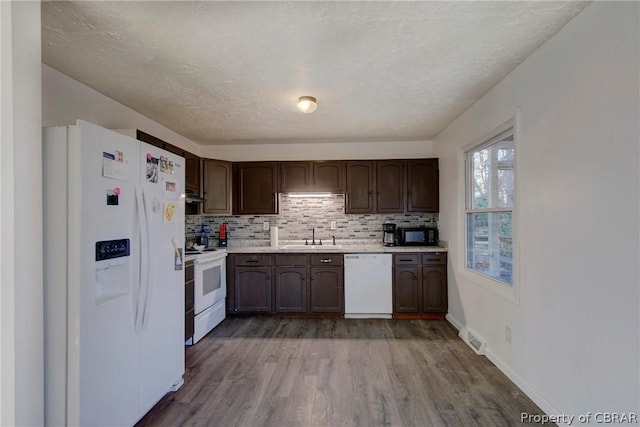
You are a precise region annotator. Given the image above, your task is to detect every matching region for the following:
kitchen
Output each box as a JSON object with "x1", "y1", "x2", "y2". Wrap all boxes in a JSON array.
[{"x1": 2, "y1": 1, "x2": 639, "y2": 426}]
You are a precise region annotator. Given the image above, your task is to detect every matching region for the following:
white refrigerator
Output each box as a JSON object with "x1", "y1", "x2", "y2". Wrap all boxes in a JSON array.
[{"x1": 43, "y1": 121, "x2": 186, "y2": 426}]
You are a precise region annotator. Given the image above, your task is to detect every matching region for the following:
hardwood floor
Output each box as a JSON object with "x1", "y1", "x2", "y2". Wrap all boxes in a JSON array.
[{"x1": 137, "y1": 318, "x2": 546, "y2": 427}]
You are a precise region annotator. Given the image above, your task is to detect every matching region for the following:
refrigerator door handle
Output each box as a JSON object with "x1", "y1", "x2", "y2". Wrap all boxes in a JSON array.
[
  {"x1": 140, "y1": 189, "x2": 152, "y2": 329},
  {"x1": 135, "y1": 187, "x2": 150, "y2": 332}
]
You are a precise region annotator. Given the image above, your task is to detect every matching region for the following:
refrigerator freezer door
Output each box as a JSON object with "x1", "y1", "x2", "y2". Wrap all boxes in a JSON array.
[
  {"x1": 74, "y1": 122, "x2": 141, "y2": 426},
  {"x1": 138, "y1": 142, "x2": 186, "y2": 415}
]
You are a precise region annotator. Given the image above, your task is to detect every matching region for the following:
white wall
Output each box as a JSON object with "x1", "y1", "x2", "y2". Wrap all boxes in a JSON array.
[
  {"x1": 43, "y1": 64, "x2": 203, "y2": 156},
  {"x1": 435, "y1": 1, "x2": 639, "y2": 419},
  {"x1": 0, "y1": 1, "x2": 43, "y2": 425},
  {"x1": 201, "y1": 140, "x2": 433, "y2": 161}
]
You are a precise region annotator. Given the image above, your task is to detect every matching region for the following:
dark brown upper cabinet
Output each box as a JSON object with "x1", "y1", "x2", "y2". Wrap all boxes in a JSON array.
[
  {"x1": 406, "y1": 159, "x2": 439, "y2": 213},
  {"x1": 183, "y1": 151, "x2": 201, "y2": 193},
  {"x1": 346, "y1": 160, "x2": 405, "y2": 214},
  {"x1": 376, "y1": 160, "x2": 405, "y2": 213},
  {"x1": 233, "y1": 162, "x2": 278, "y2": 214},
  {"x1": 203, "y1": 159, "x2": 232, "y2": 215},
  {"x1": 279, "y1": 161, "x2": 345, "y2": 193},
  {"x1": 279, "y1": 162, "x2": 313, "y2": 192},
  {"x1": 313, "y1": 161, "x2": 345, "y2": 193},
  {"x1": 345, "y1": 161, "x2": 376, "y2": 213}
]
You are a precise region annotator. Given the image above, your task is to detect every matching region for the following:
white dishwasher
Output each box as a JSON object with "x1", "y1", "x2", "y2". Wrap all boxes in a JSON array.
[{"x1": 344, "y1": 253, "x2": 393, "y2": 318}]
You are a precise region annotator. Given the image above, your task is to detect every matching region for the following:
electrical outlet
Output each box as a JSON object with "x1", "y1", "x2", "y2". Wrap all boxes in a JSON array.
[
  {"x1": 263, "y1": 222, "x2": 269, "y2": 231},
  {"x1": 505, "y1": 326, "x2": 512, "y2": 343},
  {"x1": 330, "y1": 221, "x2": 336, "y2": 230}
]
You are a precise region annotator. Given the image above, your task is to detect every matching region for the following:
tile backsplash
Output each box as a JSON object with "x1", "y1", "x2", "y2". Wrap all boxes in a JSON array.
[{"x1": 186, "y1": 194, "x2": 437, "y2": 246}]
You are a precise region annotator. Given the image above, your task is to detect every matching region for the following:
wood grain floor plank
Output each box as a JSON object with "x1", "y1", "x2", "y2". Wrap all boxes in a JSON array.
[{"x1": 137, "y1": 318, "x2": 547, "y2": 427}]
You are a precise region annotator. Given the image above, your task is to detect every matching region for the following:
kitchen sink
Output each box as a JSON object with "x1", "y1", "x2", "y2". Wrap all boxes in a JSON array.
[{"x1": 280, "y1": 244, "x2": 342, "y2": 250}]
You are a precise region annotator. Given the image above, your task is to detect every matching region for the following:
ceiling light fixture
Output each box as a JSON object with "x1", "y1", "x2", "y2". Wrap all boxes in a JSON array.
[{"x1": 297, "y1": 96, "x2": 317, "y2": 114}]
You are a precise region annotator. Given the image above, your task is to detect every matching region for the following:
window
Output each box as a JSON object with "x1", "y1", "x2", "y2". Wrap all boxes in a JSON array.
[{"x1": 465, "y1": 127, "x2": 515, "y2": 285}]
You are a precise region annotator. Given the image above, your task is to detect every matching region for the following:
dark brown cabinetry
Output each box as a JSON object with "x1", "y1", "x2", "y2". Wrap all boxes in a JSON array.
[
  {"x1": 309, "y1": 254, "x2": 344, "y2": 313},
  {"x1": 227, "y1": 253, "x2": 344, "y2": 315},
  {"x1": 346, "y1": 160, "x2": 405, "y2": 214},
  {"x1": 279, "y1": 161, "x2": 345, "y2": 193},
  {"x1": 345, "y1": 161, "x2": 375, "y2": 213},
  {"x1": 230, "y1": 254, "x2": 273, "y2": 312},
  {"x1": 274, "y1": 254, "x2": 309, "y2": 313},
  {"x1": 184, "y1": 151, "x2": 201, "y2": 193},
  {"x1": 203, "y1": 159, "x2": 232, "y2": 214},
  {"x1": 279, "y1": 162, "x2": 312, "y2": 192},
  {"x1": 392, "y1": 252, "x2": 447, "y2": 315},
  {"x1": 376, "y1": 160, "x2": 405, "y2": 213},
  {"x1": 233, "y1": 162, "x2": 278, "y2": 214},
  {"x1": 185, "y1": 260, "x2": 195, "y2": 341},
  {"x1": 313, "y1": 161, "x2": 345, "y2": 193},
  {"x1": 406, "y1": 159, "x2": 439, "y2": 213}
]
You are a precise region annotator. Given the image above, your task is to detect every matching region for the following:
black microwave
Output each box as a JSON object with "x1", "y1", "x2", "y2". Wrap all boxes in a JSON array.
[{"x1": 397, "y1": 227, "x2": 438, "y2": 246}]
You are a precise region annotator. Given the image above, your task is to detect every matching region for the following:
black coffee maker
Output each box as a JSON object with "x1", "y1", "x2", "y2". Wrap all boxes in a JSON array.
[{"x1": 382, "y1": 223, "x2": 396, "y2": 246}]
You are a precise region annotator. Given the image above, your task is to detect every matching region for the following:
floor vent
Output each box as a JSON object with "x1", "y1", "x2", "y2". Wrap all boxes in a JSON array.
[{"x1": 459, "y1": 327, "x2": 486, "y2": 355}]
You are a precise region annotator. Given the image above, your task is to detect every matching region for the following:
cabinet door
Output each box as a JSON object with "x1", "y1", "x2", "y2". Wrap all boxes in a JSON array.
[
  {"x1": 274, "y1": 267, "x2": 308, "y2": 313},
  {"x1": 309, "y1": 267, "x2": 344, "y2": 313},
  {"x1": 184, "y1": 151, "x2": 201, "y2": 192},
  {"x1": 233, "y1": 162, "x2": 278, "y2": 214},
  {"x1": 421, "y1": 266, "x2": 447, "y2": 312},
  {"x1": 406, "y1": 159, "x2": 439, "y2": 213},
  {"x1": 313, "y1": 161, "x2": 345, "y2": 193},
  {"x1": 345, "y1": 161, "x2": 375, "y2": 213},
  {"x1": 393, "y1": 266, "x2": 420, "y2": 313},
  {"x1": 234, "y1": 267, "x2": 272, "y2": 312},
  {"x1": 280, "y1": 162, "x2": 312, "y2": 192},
  {"x1": 203, "y1": 159, "x2": 232, "y2": 214},
  {"x1": 376, "y1": 160, "x2": 405, "y2": 213}
]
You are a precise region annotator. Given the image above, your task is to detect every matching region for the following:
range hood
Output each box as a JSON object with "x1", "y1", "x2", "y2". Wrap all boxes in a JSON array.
[{"x1": 185, "y1": 189, "x2": 205, "y2": 204}]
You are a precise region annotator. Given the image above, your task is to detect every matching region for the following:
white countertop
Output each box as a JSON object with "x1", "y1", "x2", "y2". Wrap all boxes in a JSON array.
[{"x1": 225, "y1": 244, "x2": 447, "y2": 254}]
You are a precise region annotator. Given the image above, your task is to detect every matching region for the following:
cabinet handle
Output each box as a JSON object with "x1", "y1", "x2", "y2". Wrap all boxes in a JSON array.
[
  {"x1": 246, "y1": 260, "x2": 259, "y2": 263},
  {"x1": 320, "y1": 259, "x2": 332, "y2": 263},
  {"x1": 399, "y1": 258, "x2": 413, "y2": 262}
]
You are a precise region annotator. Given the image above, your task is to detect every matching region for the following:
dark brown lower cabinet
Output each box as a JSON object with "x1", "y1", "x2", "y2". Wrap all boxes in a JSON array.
[
  {"x1": 393, "y1": 266, "x2": 420, "y2": 313},
  {"x1": 234, "y1": 267, "x2": 272, "y2": 312},
  {"x1": 393, "y1": 252, "x2": 447, "y2": 314},
  {"x1": 185, "y1": 260, "x2": 194, "y2": 341},
  {"x1": 422, "y1": 265, "x2": 447, "y2": 312},
  {"x1": 310, "y1": 267, "x2": 344, "y2": 313},
  {"x1": 274, "y1": 267, "x2": 307, "y2": 313},
  {"x1": 228, "y1": 253, "x2": 344, "y2": 315}
]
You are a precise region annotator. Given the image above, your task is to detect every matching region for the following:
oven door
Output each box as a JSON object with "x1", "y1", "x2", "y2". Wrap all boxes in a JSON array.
[{"x1": 194, "y1": 254, "x2": 227, "y2": 314}]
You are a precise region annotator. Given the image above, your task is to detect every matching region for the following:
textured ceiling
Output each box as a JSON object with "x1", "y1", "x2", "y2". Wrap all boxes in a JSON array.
[{"x1": 42, "y1": 1, "x2": 588, "y2": 145}]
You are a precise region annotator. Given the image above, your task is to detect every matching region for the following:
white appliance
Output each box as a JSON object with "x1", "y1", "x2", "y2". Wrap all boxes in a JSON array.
[
  {"x1": 188, "y1": 250, "x2": 227, "y2": 345},
  {"x1": 43, "y1": 121, "x2": 186, "y2": 426},
  {"x1": 344, "y1": 253, "x2": 393, "y2": 318}
]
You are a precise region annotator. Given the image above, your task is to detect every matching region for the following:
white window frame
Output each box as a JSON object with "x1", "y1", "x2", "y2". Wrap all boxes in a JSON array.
[{"x1": 458, "y1": 118, "x2": 520, "y2": 304}]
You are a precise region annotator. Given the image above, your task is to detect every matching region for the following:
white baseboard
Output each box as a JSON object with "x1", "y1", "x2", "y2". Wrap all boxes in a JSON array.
[
  {"x1": 447, "y1": 314, "x2": 567, "y2": 425},
  {"x1": 445, "y1": 313, "x2": 464, "y2": 331}
]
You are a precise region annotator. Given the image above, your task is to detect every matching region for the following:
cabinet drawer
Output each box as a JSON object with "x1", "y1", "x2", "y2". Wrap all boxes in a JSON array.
[
  {"x1": 310, "y1": 254, "x2": 343, "y2": 266},
  {"x1": 234, "y1": 254, "x2": 272, "y2": 266},
  {"x1": 393, "y1": 254, "x2": 419, "y2": 265},
  {"x1": 185, "y1": 260, "x2": 194, "y2": 282},
  {"x1": 422, "y1": 253, "x2": 446, "y2": 265},
  {"x1": 275, "y1": 254, "x2": 308, "y2": 266},
  {"x1": 185, "y1": 280, "x2": 194, "y2": 311}
]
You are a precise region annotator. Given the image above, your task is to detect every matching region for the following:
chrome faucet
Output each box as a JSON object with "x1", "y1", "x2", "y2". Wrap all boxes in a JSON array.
[{"x1": 311, "y1": 227, "x2": 316, "y2": 245}]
